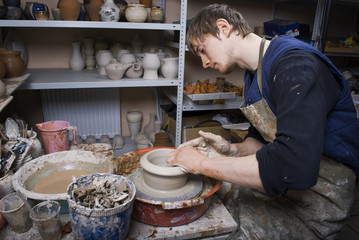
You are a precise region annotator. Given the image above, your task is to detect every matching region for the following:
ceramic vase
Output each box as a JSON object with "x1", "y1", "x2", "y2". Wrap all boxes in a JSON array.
[
  {"x1": 126, "y1": 109, "x2": 142, "y2": 123},
  {"x1": 128, "y1": 122, "x2": 141, "y2": 140},
  {"x1": 161, "y1": 57, "x2": 178, "y2": 79},
  {"x1": 96, "y1": 50, "x2": 112, "y2": 75},
  {"x1": 142, "y1": 52, "x2": 160, "y2": 79},
  {"x1": 143, "y1": 112, "x2": 156, "y2": 138},
  {"x1": 69, "y1": 41, "x2": 85, "y2": 71},
  {"x1": 88, "y1": 0, "x2": 103, "y2": 21},
  {"x1": 85, "y1": 56, "x2": 96, "y2": 70},
  {"x1": 125, "y1": 4, "x2": 147, "y2": 23},
  {"x1": 27, "y1": 130, "x2": 42, "y2": 158},
  {"x1": 3, "y1": 29, "x2": 28, "y2": 67},
  {"x1": 58, "y1": 0, "x2": 81, "y2": 20},
  {"x1": 150, "y1": 7, "x2": 163, "y2": 23},
  {"x1": 0, "y1": 79, "x2": 6, "y2": 103},
  {"x1": 99, "y1": 0, "x2": 120, "y2": 22},
  {"x1": 153, "y1": 132, "x2": 172, "y2": 147},
  {"x1": 0, "y1": 50, "x2": 25, "y2": 78}
]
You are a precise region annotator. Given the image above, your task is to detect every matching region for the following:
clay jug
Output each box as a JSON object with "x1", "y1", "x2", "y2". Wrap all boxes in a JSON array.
[
  {"x1": 69, "y1": 41, "x2": 85, "y2": 71},
  {"x1": 58, "y1": 0, "x2": 81, "y2": 20},
  {"x1": 143, "y1": 112, "x2": 156, "y2": 138},
  {"x1": 153, "y1": 132, "x2": 172, "y2": 147},
  {"x1": 0, "y1": 50, "x2": 25, "y2": 78},
  {"x1": 88, "y1": 0, "x2": 103, "y2": 21},
  {"x1": 161, "y1": 57, "x2": 178, "y2": 79}
]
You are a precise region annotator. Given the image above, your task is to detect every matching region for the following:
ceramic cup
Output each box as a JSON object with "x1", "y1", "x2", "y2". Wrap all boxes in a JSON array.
[{"x1": 51, "y1": 8, "x2": 62, "y2": 20}]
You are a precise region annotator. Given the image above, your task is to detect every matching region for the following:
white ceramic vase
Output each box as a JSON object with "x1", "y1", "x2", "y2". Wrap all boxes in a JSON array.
[
  {"x1": 99, "y1": 0, "x2": 121, "y2": 22},
  {"x1": 128, "y1": 122, "x2": 142, "y2": 140},
  {"x1": 161, "y1": 57, "x2": 178, "y2": 79},
  {"x1": 96, "y1": 50, "x2": 113, "y2": 75},
  {"x1": 142, "y1": 52, "x2": 160, "y2": 79},
  {"x1": 69, "y1": 41, "x2": 85, "y2": 71}
]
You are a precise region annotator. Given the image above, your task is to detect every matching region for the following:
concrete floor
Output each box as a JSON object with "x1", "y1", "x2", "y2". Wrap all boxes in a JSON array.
[{"x1": 335, "y1": 177, "x2": 359, "y2": 240}]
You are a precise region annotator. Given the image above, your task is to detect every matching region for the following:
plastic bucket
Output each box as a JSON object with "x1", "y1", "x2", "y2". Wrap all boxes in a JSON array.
[
  {"x1": 36, "y1": 121, "x2": 77, "y2": 154},
  {"x1": 67, "y1": 173, "x2": 136, "y2": 240}
]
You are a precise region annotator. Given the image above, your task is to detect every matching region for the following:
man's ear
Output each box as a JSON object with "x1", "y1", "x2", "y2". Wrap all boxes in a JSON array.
[{"x1": 216, "y1": 18, "x2": 232, "y2": 38}]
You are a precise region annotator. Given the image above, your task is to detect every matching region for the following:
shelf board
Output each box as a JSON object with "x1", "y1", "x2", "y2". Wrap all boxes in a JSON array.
[
  {"x1": 0, "y1": 20, "x2": 182, "y2": 30},
  {"x1": 20, "y1": 69, "x2": 179, "y2": 90},
  {"x1": 163, "y1": 88, "x2": 244, "y2": 111},
  {"x1": 324, "y1": 47, "x2": 359, "y2": 57}
]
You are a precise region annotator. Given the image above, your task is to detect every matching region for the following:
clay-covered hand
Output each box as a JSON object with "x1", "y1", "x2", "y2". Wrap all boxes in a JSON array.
[
  {"x1": 196, "y1": 130, "x2": 239, "y2": 157},
  {"x1": 167, "y1": 145, "x2": 208, "y2": 174}
]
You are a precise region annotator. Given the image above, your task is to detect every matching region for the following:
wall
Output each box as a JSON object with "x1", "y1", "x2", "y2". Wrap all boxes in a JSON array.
[{"x1": 6, "y1": 0, "x2": 321, "y2": 137}]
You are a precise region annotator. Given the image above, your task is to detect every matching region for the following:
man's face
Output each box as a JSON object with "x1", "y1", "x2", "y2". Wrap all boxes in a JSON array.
[{"x1": 192, "y1": 34, "x2": 235, "y2": 75}]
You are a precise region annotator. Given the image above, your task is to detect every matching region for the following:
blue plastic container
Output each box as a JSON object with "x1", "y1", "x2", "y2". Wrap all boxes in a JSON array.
[{"x1": 66, "y1": 173, "x2": 136, "y2": 240}]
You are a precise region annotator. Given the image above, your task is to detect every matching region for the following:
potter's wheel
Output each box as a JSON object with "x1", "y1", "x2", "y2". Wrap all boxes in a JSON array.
[{"x1": 130, "y1": 168, "x2": 203, "y2": 202}]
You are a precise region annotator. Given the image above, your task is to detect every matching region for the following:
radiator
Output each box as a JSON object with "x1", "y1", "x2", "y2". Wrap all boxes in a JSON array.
[{"x1": 41, "y1": 88, "x2": 121, "y2": 140}]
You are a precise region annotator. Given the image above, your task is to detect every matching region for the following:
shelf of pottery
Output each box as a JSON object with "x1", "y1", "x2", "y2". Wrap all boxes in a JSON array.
[{"x1": 0, "y1": 0, "x2": 188, "y2": 146}]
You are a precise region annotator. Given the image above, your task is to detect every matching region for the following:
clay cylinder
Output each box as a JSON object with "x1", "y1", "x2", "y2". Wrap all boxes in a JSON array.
[{"x1": 0, "y1": 50, "x2": 25, "y2": 78}]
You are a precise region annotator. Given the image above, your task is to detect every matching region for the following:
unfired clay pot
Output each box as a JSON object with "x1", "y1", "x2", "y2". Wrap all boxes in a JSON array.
[
  {"x1": 142, "y1": 52, "x2": 160, "y2": 79},
  {"x1": 105, "y1": 59, "x2": 132, "y2": 80},
  {"x1": 140, "y1": 148, "x2": 187, "y2": 191}
]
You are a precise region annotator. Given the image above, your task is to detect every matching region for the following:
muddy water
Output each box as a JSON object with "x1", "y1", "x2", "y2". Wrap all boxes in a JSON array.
[{"x1": 33, "y1": 170, "x2": 90, "y2": 194}]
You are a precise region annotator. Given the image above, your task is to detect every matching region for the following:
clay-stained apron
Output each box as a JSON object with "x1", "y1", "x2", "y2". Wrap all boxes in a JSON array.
[{"x1": 240, "y1": 37, "x2": 277, "y2": 143}]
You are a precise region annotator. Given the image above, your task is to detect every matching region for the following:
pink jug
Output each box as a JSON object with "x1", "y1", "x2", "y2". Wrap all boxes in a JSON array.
[{"x1": 36, "y1": 121, "x2": 77, "y2": 154}]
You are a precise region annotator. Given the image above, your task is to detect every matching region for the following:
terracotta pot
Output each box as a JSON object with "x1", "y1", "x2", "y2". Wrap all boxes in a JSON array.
[
  {"x1": 0, "y1": 50, "x2": 25, "y2": 78},
  {"x1": 58, "y1": 0, "x2": 81, "y2": 20},
  {"x1": 88, "y1": 0, "x2": 104, "y2": 21},
  {"x1": 153, "y1": 132, "x2": 172, "y2": 147}
]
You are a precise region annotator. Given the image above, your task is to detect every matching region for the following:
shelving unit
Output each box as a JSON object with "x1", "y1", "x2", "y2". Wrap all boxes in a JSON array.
[{"x1": 0, "y1": 0, "x2": 188, "y2": 147}]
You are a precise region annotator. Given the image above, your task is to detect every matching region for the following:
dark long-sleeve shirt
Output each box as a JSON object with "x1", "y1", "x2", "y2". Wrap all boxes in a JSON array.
[{"x1": 249, "y1": 49, "x2": 342, "y2": 196}]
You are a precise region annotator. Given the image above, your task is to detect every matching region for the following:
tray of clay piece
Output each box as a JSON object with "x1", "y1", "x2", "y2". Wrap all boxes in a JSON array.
[{"x1": 186, "y1": 91, "x2": 236, "y2": 101}]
